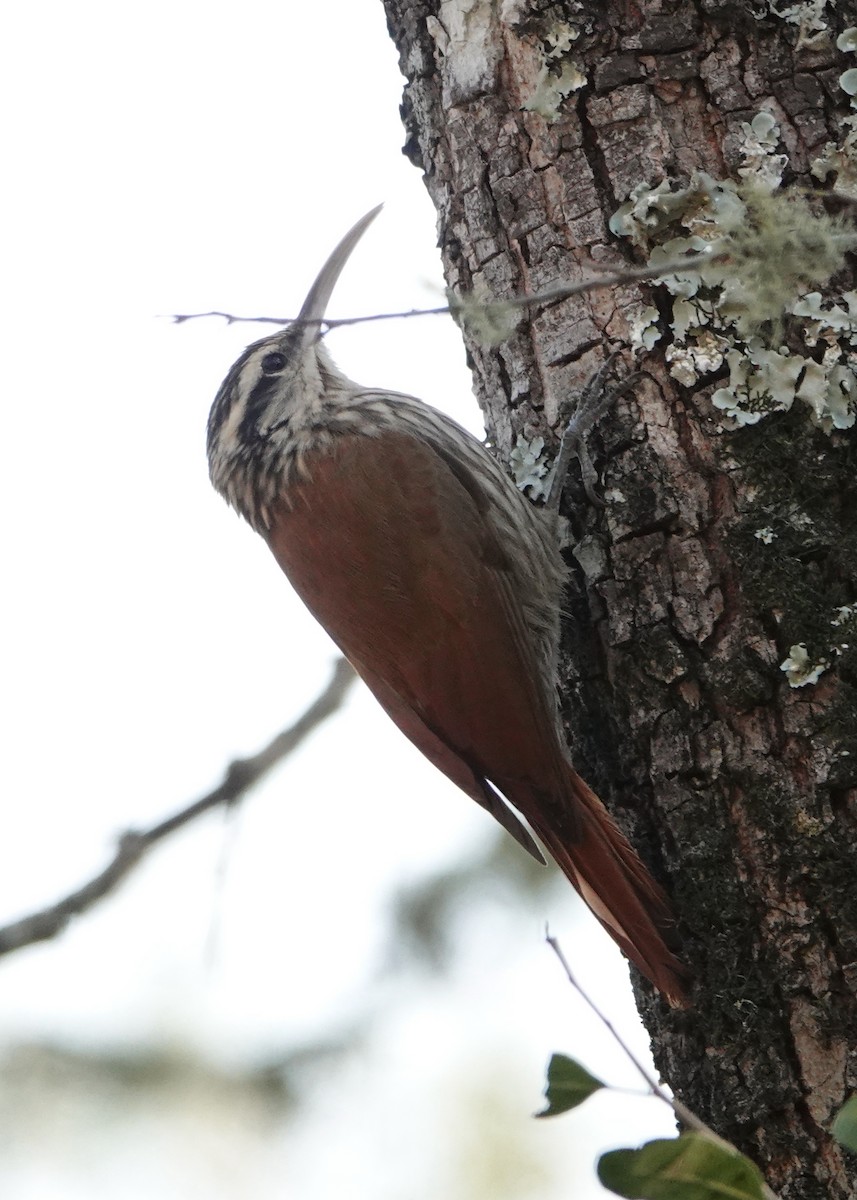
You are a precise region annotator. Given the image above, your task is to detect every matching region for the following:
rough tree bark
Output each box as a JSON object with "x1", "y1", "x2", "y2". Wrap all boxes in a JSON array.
[{"x1": 380, "y1": 2, "x2": 857, "y2": 1196}]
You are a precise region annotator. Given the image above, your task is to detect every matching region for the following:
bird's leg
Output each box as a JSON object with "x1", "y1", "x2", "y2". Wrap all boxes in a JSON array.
[{"x1": 546, "y1": 352, "x2": 643, "y2": 510}]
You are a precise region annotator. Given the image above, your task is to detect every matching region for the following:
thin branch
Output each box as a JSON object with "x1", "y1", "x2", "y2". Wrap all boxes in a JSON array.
[
  {"x1": 545, "y1": 931, "x2": 780, "y2": 1200},
  {"x1": 169, "y1": 249, "x2": 718, "y2": 331},
  {"x1": 170, "y1": 305, "x2": 452, "y2": 329},
  {"x1": 0, "y1": 659, "x2": 357, "y2": 958}
]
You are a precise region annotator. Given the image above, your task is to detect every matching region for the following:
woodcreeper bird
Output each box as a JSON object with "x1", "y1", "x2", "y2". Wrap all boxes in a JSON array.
[{"x1": 207, "y1": 207, "x2": 686, "y2": 1005}]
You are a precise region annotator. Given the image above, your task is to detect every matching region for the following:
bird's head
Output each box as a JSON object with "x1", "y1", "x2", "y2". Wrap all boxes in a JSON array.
[{"x1": 206, "y1": 205, "x2": 382, "y2": 526}]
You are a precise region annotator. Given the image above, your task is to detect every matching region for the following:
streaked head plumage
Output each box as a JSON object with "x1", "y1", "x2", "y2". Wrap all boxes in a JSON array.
[{"x1": 206, "y1": 206, "x2": 383, "y2": 528}]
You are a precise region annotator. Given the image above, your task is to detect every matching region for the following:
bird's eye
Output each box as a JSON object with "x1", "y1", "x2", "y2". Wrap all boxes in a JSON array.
[{"x1": 260, "y1": 351, "x2": 287, "y2": 373}]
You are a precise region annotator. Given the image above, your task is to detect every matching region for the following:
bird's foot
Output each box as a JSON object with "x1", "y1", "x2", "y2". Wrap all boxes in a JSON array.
[{"x1": 546, "y1": 352, "x2": 642, "y2": 510}]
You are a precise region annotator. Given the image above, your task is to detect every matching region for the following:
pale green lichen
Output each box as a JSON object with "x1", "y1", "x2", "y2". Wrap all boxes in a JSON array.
[
  {"x1": 524, "y1": 60, "x2": 586, "y2": 120},
  {"x1": 450, "y1": 288, "x2": 521, "y2": 347},
  {"x1": 811, "y1": 28, "x2": 857, "y2": 197},
  {"x1": 627, "y1": 303, "x2": 662, "y2": 351},
  {"x1": 738, "y1": 112, "x2": 787, "y2": 188},
  {"x1": 780, "y1": 643, "x2": 830, "y2": 688},
  {"x1": 709, "y1": 338, "x2": 857, "y2": 431},
  {"x1": 609, "y1": 179, "x2": 716, "y2": 248},
  {"x1": 666, "y1": 332, "x2": 726, "y2": 386},
  {"x1": 603, "y1": 487, "x2": 626, "y2": 504},
  {"x1": 510, "y1": 435, "x2": 551, "y2": 497},
  {"x1": 713, "y1": 185, "x2": 848, "y2": 332},
  {"x1": 791, "y1": 291, "x2": 857, "y2": 343},
  {"x1": 755, "y1": 527, "x2": 776, "y2": 543},
  {"x1": 760, "y1": 1, "x2": 832, "y2": 50},
  {"x1": 811, "y1": 134, "x2": 857, "y2": 199},
  {"x1": 711, "y1": 342, "x2": 803, "y2": 425},
  {"x1": 522, "y1": 22, "x2": 585, "y2": 122},
  {"x1": 665, "y1": 345, "x2": 700, "y2": 388},
  {"x1": 779, "y1": 602, "x2": 856, "y2": 685},
  {"x1": 610, "y1": 169, "x2": 857, "y2": 428},
  {"x1": 804, "y1": 362, "x2": 857, "y2": 430}
]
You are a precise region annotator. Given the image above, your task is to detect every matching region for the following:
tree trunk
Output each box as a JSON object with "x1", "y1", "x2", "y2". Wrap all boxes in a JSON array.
[{"x1": 380, "y1": 1, "x2": 857, "y2": 1196}]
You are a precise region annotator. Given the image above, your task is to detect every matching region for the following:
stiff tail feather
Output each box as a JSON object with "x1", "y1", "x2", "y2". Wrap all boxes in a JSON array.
[{"x1": 527, "y1": 767, "x2": 688, "y2": 1007}]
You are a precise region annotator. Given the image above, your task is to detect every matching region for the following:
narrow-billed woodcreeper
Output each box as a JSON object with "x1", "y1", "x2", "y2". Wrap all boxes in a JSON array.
[{"x1": 207, "y1": 207, "x2": 686, "y2": 1004}]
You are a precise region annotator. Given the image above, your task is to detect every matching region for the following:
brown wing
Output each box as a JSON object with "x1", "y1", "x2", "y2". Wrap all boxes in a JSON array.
[
  {"x1": 266, "y1": 429, "x2": 687, "y2": 1004},
  {"x1": 266, "y1": 430, "x2": 569, "y2": 804}
]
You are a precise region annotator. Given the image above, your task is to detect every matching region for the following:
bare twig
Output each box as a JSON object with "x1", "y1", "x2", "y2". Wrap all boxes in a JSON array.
[
  {"x1": 0, "y1": 659, "x2": 357, "y2": 958},
  {"x1": 171, "y1": 305, "x2": 452, "y2": 329},
  {"x1": 169, "y1": 250, "x2": 717, "y2": 331},
  {"x1": 545, "y1": 931, "x2": 780, "y2": 1200}
]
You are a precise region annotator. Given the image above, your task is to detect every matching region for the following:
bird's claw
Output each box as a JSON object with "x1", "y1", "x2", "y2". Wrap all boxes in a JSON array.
[{"x1": 547, "y1": 353, "x2": 643, "y2": 510}]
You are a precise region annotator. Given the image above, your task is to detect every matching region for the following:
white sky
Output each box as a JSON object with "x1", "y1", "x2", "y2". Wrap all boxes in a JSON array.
[{"x1": 1, "y1": 2, "x2": 676, "y2": 1196}]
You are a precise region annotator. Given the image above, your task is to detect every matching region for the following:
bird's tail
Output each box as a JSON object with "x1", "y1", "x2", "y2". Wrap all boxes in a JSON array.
[{"x1": 525, "y1": 766, "x2": 688, "y2": 1007}]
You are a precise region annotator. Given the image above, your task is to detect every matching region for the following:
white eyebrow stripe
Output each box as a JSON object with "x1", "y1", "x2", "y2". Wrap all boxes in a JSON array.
[{"x1": 216, "y1": 346, "x2": 280, "y2": 451}]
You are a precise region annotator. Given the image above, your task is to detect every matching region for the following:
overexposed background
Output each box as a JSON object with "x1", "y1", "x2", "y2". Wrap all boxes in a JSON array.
[{"x1": 1, "y1": 3, "x2": 675, "y2": 1196}]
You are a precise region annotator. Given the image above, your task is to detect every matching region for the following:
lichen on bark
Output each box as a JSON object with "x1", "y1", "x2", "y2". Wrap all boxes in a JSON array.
[{"x1": 381, "y1": 1, "x2": 857, "y2": 1194}]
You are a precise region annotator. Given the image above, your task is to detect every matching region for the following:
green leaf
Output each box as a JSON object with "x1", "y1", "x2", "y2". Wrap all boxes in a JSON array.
[
  {"x1": 535, "y1": 1053, "x2": 605, "y2": 1118},
  {"x1": 832, "y1": 1095, "x2": 857, "y2": 1152},
  {"x1": 598, "y1": 1133, "x2": 767, "y2": 1199}
]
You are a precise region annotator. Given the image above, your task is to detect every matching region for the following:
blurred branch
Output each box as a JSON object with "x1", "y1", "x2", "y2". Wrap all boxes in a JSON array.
[
  {"x1": 0, "y1": 659, "x2": 357, "y2": 958},
  {"x1": 385, "y1": 828, "x2": 559, "y2": 972}
]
